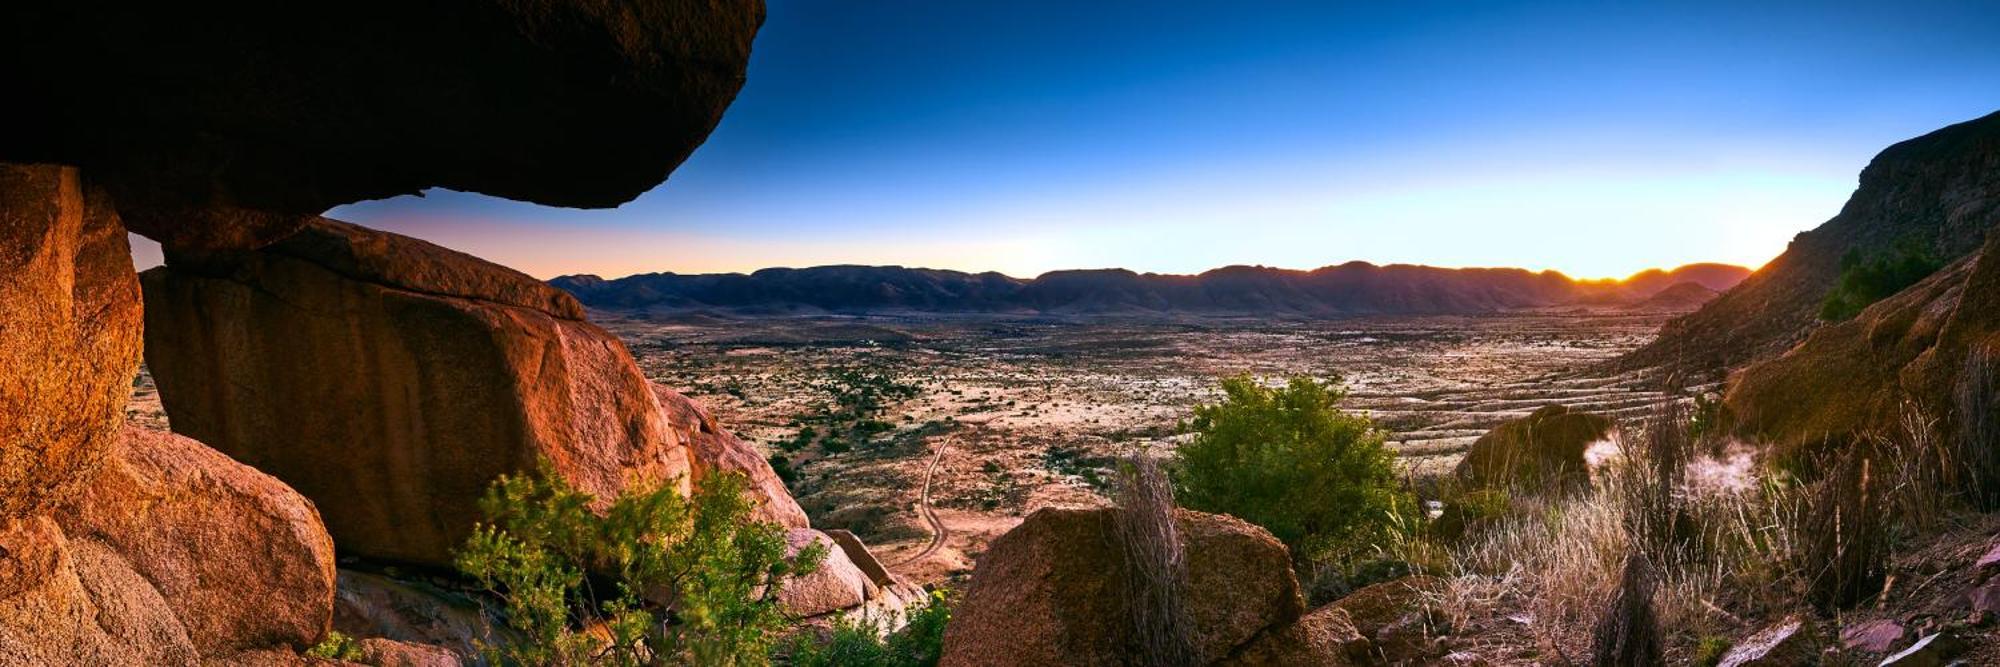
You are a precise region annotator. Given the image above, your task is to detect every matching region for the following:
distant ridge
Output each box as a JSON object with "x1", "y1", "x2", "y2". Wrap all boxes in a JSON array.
[
  {"x1": 551, "y1": 262, "x2": 1748, "y2": 316},
  {"x1": 1614, "y1": 108, "x2": 2000, "y2": 374}
]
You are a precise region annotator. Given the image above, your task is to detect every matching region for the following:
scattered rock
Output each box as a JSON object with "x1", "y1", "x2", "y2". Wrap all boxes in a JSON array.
[
  {"x1": 1966, "y1": 580, "x2": 2000, "y2": 614},
  {"x1": 1330, "y1": 576, "x2": 1445, "y2": 640},
  {"x1": 333, "y1": 570, "x2": 500, "y2": 660},
  {"x1": 1878, "y1": 631, "x2": 1967, "y2": 666},
  {"x1": 0, "y1": 1, "x2": 764, "y2": 251},
  {"x1": 1977, "y1": 542, "x2": 2000, "y2": 578},
  {"x1": 354, "y1": 637, "x2": 460, "y2": 667},
  {"x1": 1718, "y1": 615, "x2": 1817, "y2": 667},
  {"x1": 60, "y1": 427, "x2": 337, "y2": 656},
  {"x1": 1841, "y1": 619, "x2": 1909, "y2": 654},
  {"x1": 939, "y1": 508, "x2": 1303, "y2": 666},
  {"x1": 0, "y1": 164, "x2": 143, "y2": 521},
  {"x1": 1220, "y1": 605, "x2": 1367, "y2": 666},
  {"x1": 655, "y1": 384, "x2": 810, "y2": 529},
  {"x1": 778, "y1": 530, "x2": 873, "y2": 618},
  {"x1": 1454, "y1": 405, "x2": 1613, "y2": 492},
  {"x1": 142, "y1": 218, "x2": 693, "y2": 567}
]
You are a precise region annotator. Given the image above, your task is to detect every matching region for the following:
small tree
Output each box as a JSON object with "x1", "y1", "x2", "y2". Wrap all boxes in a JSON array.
[
  {"x1": 456, "y1": 466, "x2": 825, "y2": 666},
  {"x1": 1171, "y1": 375, "x2": 1410, "y2": 568}
]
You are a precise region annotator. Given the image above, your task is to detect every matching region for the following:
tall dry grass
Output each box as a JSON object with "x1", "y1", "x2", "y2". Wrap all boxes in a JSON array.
[
  {"x1": 1590, "y1": 554, "x2": 1664, "y2": 667},
  {"x1": 1956, "y1": 344, "x2": 2000, "y2": 510},
  {"x1": 1113, "y1": 455, "x2": 1197, "y2": 667}
]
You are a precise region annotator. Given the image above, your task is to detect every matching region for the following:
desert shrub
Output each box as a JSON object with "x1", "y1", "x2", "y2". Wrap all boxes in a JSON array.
[
  {"x1": 1691, "y1": 636, "x2": 1731, "y2": 667},
  {"x1": 305, "y1": 631, "x2": 364, "y2": 661},
  {"x1": 1793, "y1": 447, "x2": 1889, "y2": 611},
  {"x1": 1818, "y1": 240, "x2": 1942, "y2": 321},
  {"x1": 456, "y1": 465, "x2": 825, "y2": 666},
  {"x1": 1956, "y1": 344, "x2": 2000, "y2": 509},
  {"x1": 1113, "y1": 456, "x2": 1197, "y2": 667},
  {"x1": 1171, "y1": 375, "x2": 1412, "y2": 569},
  {"x1": 783, "y1": 590, "x2": 951, "y2": 667},
  {"x1": 1590, "y1": 554, "x2": 1664, "y2": 667}
]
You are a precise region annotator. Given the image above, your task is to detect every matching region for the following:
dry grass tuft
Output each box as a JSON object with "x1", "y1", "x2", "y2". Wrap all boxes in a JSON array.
[
  {"x1": 1794, "y1": 446, "x2": 1889, "y2": 611},
  {"x1": 1590, "y1": 554, "x2": 1664, "y2": 667},
  {"x1": 1113, "y1": 454, "x2": 1197, "y2": 667},
  {"x1": 1955, "y1": 343, "x2": 2000, "y2": 509}
]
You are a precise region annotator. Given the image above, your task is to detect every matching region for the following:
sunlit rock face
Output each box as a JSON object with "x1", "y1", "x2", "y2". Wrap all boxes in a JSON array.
[
  {"x1": 1725, "y1": 229, "x2": 2000, "y2": 460},
  {"x1": 141, "y1": 218, "x2": 694, "y2": 567},
  {"x1": 1619, "y1": 109, "x2": 2000, "y2": 375},
  {"x1": 0, "y1": 164, "x2": 142, "y2": 522},
  {"x1": 0, "y1": 0, "x2": 765, "y2": 251}
]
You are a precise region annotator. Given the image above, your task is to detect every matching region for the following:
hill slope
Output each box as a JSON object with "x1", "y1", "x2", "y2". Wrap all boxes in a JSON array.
[
  {"x1": 552, "y1": 262, "x2": 1747, "y2": 316},
  {"x1": 1616, "y1": 109, "x2": 2000, "y2": 374}
]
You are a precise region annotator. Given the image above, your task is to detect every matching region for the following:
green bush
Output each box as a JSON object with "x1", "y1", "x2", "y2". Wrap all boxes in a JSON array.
[
  {"x1": 456, "y1": 465, "x2": 825, "y2": 666},
  {"x1": 784, "y1": 590, "x2": 952, "y2": 667},
  {"x1": 305, "y1": 630, "x2": 364, "y2": 661},
  {"x1": 1818, "y1": 240, "x2": 1942, "y2": 321},
  {"x1": 1171, "y1": 375, "x2": 1413, "y2": 567}
]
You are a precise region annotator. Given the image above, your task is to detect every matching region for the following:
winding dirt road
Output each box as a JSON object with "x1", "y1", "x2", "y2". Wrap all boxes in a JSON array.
[{"x1": 892, "y1": 436, "x2": 952, "y2": 568}]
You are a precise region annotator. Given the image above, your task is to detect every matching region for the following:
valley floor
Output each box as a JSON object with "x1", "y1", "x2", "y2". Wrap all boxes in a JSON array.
[{"x1": 584, "y1": 309, "x2": 1678, "y2": 586}]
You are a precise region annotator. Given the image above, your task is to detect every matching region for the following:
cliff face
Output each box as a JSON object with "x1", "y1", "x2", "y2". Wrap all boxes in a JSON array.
[
  {"x1": 1617, "y1": 110, "x2": 2000, "y2": 374},
  {"x1": 552, "y1": 262, "x2": 1748, "y2": 316}
]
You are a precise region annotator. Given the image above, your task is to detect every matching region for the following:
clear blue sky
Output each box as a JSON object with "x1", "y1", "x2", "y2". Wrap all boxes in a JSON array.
[{"x1": 303, "y1": 0, "x2": 1999, "y2": 279}]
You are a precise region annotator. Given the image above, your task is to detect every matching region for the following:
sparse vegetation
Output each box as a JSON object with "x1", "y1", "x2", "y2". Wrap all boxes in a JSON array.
[
  {"x1": 1956, "y1": 344, "x2": 2000, "y2": 509},
  {"x1": 782, "y1": 590, "x2": 952, "y2": 667},
  {"x1": 1590, "y1": 555, "x2": 1664, "y2": 667},
  {"x1": 1171, "y1": 375, "x2": 1412, "y2": 572},
  {"x1": 1818, "y1": 240, "x2": 1942, "y2": 321},
  {"x1": 456, "y1": 465, "x2": 825, "y2": 666},
  {"x1": 305, "y1": 631, "x2": 365, "y2": 661}
]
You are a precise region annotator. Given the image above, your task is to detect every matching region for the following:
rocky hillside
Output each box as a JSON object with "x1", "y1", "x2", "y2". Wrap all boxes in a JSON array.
[
  {"x1": 553, "y1": 262, "x2": 1747, "y2": 316},
  {"x1": 1617, "y1": 109, "x2": 2000, "y2": 374}
]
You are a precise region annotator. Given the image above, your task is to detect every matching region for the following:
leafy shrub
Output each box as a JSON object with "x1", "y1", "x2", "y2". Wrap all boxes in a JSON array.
[
  {"x1": 784, "y1": 590, "x2": 952, "y2": 667},
  {"x1": 1818, "y1": 240, "x2": 1942, "y2": 321},
  {"x1": 1171, "y1": 375, "x2": 1412, "y2": 568},
  {"x1": 305, "y1": 630, "x2": 364, "y2": 661},
  {"x1": 456, "y1": 465, "x2": 825, "y2": 666}
]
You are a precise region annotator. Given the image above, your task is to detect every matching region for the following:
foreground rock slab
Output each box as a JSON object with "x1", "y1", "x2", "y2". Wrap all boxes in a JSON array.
[
  {"x1": 940, "y1": 507, "x2": 1308, "y2": 666},
  {"x1": 1718, "y1": 615, "x2": 1816, "y2": 667},
  {"x1": 0, "y1": 164, "x2": 142, "y2": 522},
  {"x1": 143, "y1": 218, "x2": 693, "y2": 567}
]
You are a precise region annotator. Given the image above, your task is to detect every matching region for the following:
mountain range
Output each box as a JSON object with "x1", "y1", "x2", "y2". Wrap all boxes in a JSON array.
[{"x1": 550, "y1": 262, "x2": 1749, "y2": 316}]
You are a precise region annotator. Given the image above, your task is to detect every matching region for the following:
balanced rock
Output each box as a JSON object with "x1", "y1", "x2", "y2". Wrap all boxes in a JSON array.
[
  {"x1": 655, "y1": 384, "x2": 810, "y2": 529},
  {"x1": 59, "y1": 427, "x2": 338, "y2": 656},
  {"x1": 940, "y1": 507, "x2": 1304, "y2": 666},
  {"x1": 1454, "y1": 405, "x2": 1613, "y2": 492},
  {"x1": 0, "y1": 164, "x2": 142, "y2": 522},
  {"x1": 0, "y1": 1, "x2": 765, "y2": 252},
  {"x1": 142, "y1": 217, "x2": 692, "y2": 566}
]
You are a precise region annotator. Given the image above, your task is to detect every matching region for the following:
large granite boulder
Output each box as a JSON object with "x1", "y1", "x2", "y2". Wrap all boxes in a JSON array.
[
  {"x1": 0, "y1": 1, "x2": 765, "y2": 252},
  {"x1": 1454, "y1": 405, "x2": 1614, "y2": 492},
  {"x1": 655, "y1": 383, "x2": 811, "y2": 529},
  {"x1": 1726, "y1": 228, "x2": 2000, "y2": 460},
  {"x1": 2, "y1": 427, "x2": 340, "y2": 664},
  {"x1": 0, "y1": 164, "x2": 143, "y2": 522},
  {"x1": 59, "y1": 427, "x2": 338, "y2": 656},
  {"x1": 939, "y1": 507, "x2": 1305, "y2": 666},
  {"x1": 142, "y1": 217, "x2": 694, "y2": 567},
  {"x1": 0, "y1": 516, "x2": 200, "y2": 666}
]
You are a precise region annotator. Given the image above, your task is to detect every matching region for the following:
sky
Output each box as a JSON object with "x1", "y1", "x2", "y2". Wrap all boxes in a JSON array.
[{"x1": 138, "y1": 1, "x2": 2000, "y2": 280}]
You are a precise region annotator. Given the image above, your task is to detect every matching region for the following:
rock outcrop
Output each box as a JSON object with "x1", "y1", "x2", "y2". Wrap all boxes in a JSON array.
[
  {"x1": 1619, "y1": 109, "x2": 2000, "y2": 375},
  {"x1": 0, "y1": 164, "x2": 142, "y2": 522},
  {"x1": 60, "y1": 427, "x2": 338, "y2": 656},
  {"x1": 1454, "y1": 405, "x2": 1614, "y2": 492},
  {"x1": 939, "y1": 507, "x2": 1315, "y2": 666},
  {"x1": 1724, "y1": 228, "x2": 2000, "y2": 457},
  {"x1": 0, "y1": 1, "x2": 765, "y2": 252},
  {"x1": 655, "y1": 384, "x2": 811, "y2": 529},
  {"x1": 1, "y1": 427, "x2": 339, "y2": 664},
  {"x1": 142, "y1": 217, "x2": 693, "y2": 567}
]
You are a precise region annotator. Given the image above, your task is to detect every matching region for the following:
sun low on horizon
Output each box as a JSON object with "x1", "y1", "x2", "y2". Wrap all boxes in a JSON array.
[{"x1": 133, "y1": 1, "x2": 1998, "y2": 282}]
